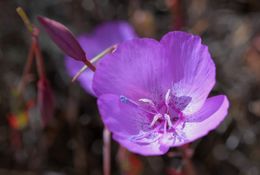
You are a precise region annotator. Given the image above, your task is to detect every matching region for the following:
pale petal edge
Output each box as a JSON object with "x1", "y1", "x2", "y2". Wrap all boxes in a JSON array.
[{"x1": 177, "y1": 95, "x2": 229, "y2": 145}]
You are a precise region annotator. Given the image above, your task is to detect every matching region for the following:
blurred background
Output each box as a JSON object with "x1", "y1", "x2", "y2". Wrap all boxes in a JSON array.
[{"x1": 0, "y1": 0, "x2": 260, "y2": 175}]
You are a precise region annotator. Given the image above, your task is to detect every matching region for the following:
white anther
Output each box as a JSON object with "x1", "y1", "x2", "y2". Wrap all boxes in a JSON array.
[
  {"x1": 164, "y1": 114, "x2": 173, "y2": 129},
  {"x1": 139, "y1": 98, "x2": 155, "y2": 105},
  {"x1": 150, "y1": 113, "x2": 162, "y2": 127},
  {"x1": 165, "y1": 89, "x2": 171, "y2": 106}
]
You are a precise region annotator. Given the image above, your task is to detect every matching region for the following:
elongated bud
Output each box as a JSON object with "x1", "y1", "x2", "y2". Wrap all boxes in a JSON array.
[
  {"x1": 37, "y1": 16, "x2": 95, "y2": 71},
  {"x1": 37, "y1": 16, "x2": 85, "y2": 60}
]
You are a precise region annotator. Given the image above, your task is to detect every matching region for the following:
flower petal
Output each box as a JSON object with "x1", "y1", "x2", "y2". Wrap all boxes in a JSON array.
[
  {"x1": 172, "y1": 95, "x2": 229, "y2": 147},
  {"x1": 93, "y1": 21, "x2": 137, "y2": 51},
  {"x1": 186, "y1": 95, "x2": 229, "y2": 122},
  {"x1": 113, "y1": 134, "x2": 169, "y2": 156},
  {"x1": 98, "y1": 94, "x2": 169, "y2": 155},
  {"x1": 93, "y1": 38, "x2": 173, "y2": 100},
  {"x1": 97, "y1": 94, "x2": 147, "y2": 136},
  {"x1": 65, "y1": 58, "x2": 95, "y2": 96},
  {"x1": 160, "y1": 31, "x2": 216, "y2": 115},
  {"x1": 65, "y1": 21, "x2": 137, "y2": 96}
]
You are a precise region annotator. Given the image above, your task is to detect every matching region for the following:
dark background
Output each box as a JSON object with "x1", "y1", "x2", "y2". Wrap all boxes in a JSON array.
[{"x1": 0, "y1": 0, "x2": 260, "y2": 175}]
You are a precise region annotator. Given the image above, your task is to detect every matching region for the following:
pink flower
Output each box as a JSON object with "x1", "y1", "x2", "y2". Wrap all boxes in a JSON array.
[{"x1": 93, "y1": 31, "x2": 229, "y2": 155}]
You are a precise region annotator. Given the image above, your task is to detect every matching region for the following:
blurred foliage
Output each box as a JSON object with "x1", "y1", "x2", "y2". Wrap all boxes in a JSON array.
[{"x1": 0, "y1": 0, "x2": 260, "y2": 175}]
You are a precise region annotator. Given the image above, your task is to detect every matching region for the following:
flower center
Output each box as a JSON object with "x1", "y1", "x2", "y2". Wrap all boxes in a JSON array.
[
  {"x1": 138, "y1": 89, "x2": 185, "y2": 133},
  {"x1": 120, "y1": 89, "x2": 189, "y2": 144}
]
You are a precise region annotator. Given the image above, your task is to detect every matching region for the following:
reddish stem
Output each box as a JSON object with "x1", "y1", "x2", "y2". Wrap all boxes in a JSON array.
[
  {"x1": 169, "y1": 0, "x2": 184, "y2": 30},
  {"x1": 103, "y1": 128, "x2": 111, "y2": 175},
  {"x1": 181, "y1": 144, "x2": 197, "y2": 175},
  {"x1": 33, "y1": 36, "x2": 46, "y2": 79},
  {"x1": 17, "y1": 42, "x2": 35, "y2": 94}
]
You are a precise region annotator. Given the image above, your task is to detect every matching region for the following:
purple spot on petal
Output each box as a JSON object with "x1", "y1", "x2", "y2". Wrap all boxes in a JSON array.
[
  {"x1": 171, "y1": 95, "x2": 192, "y2": 111},
  {"x1": 120, "y1": 95, "x2": 128, "y2": 103}
]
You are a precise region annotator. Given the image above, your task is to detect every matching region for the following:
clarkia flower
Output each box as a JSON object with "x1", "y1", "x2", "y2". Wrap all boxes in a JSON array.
[
  {"x1": 65, "y1": 21, "x2": 137, "y2": 95},
  {"x1": 93, "y1": 31, "x2": 229, "y2": 155}
]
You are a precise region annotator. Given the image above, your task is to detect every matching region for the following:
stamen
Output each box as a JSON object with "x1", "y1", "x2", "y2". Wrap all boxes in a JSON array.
[
  {"x1": 163, "y1": 119, "x2": 167, "y2": 134},
  {"x1": 138, "y1": 98, "x2": 158, "y2": 112},
  {"x1": 129, "y1": 130, "x2": 160, "y2": 144},
  {"x1": 164, "y1": 114, "x2": 173, "y2": 129},
  {"x1": 119, "y1": 95, "x2": 138, "y2": 106},
  {"x1": 119, "y1": 96, "x2": 156, "y2": 115},
  {"x1": 139, "y1": 98, "x2": 155, "y2": 106},
  {"x1": 150, "y1": 113, "x2": 162, "y2": 127},
  {"x1": 165, "y1": 89, "x2": 171, "y2": 107}
]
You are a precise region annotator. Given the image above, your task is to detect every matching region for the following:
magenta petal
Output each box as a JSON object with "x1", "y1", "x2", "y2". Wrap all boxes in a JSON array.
[
  {"x1": 93, "y1": 38, "x2": 171, "y2": 100},
  {"x1": 97, "y1": 94, "x2": 145, "y2": 136},
  {"x1": 160, "y1": 31, "x2": 216, "y2": 115},
  {"x1": 97, "y1": 94, "x2": 169, "y2": 155},
  {"x1": 186, "y1": 95, "x2": 228, "y2": 122},
  {"x1": 65, "y1": 58, "x2": 95, "y2": 96},
  {"x1": 178, "y1": 95, "x2": 229, "y2": 145},
  {"x1": 113, "y1": 134, "x2": 169, "y2": 156},
  {"x1": 38, "y1": 16, "x2": 86, "y2": 62},
  {"x1": 65, "y1": 21, "x2": 137, "y2": 96},
  {"x1": 93, "y1": 21, "x2": 137, "y2": 53}
]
